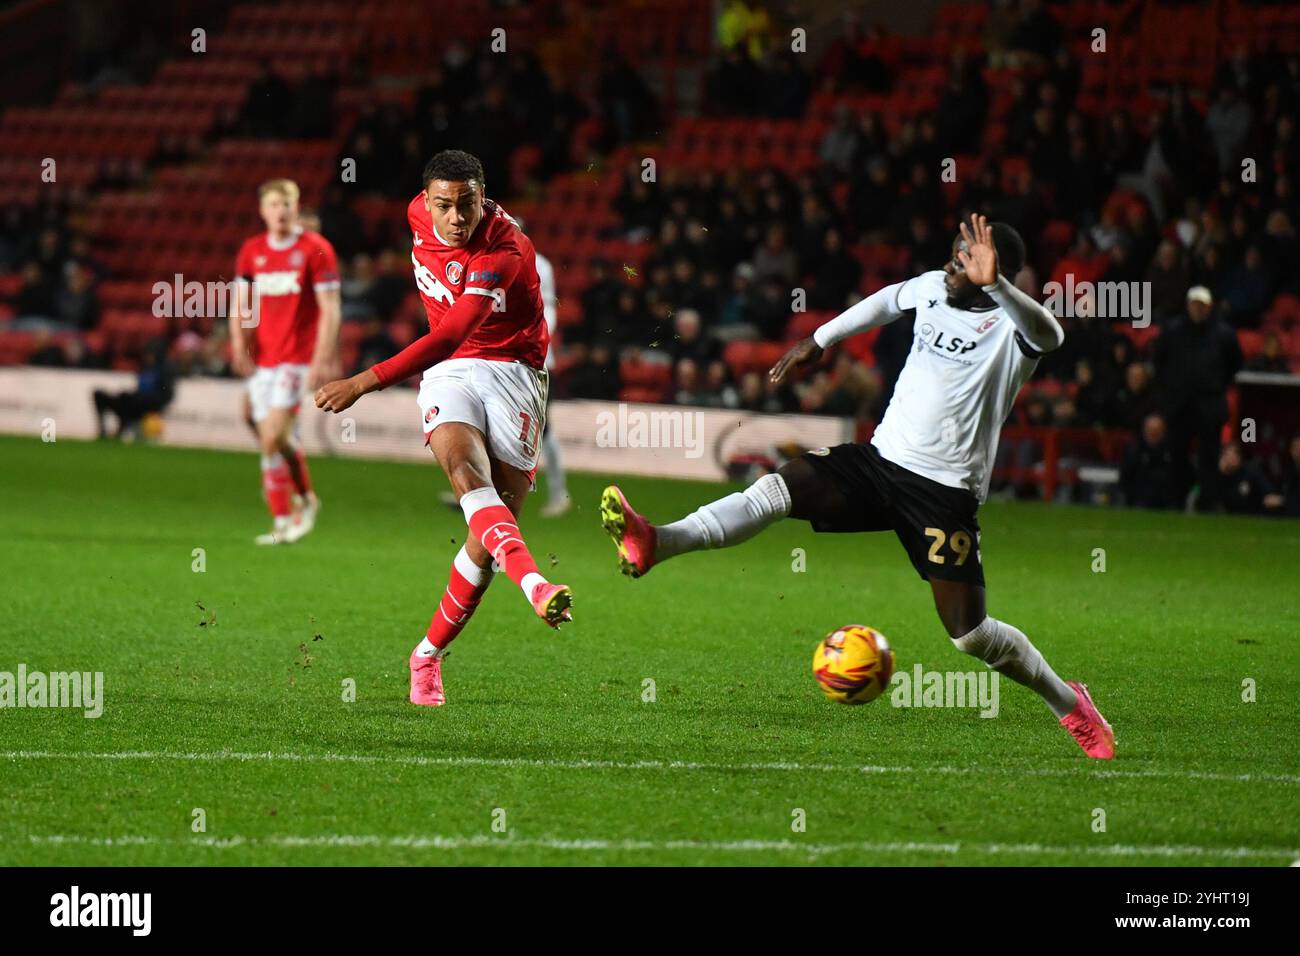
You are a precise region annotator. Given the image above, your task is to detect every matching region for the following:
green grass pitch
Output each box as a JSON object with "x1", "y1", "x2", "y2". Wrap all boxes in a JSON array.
[{"x1": 1, "y1": 433, "x2": 1297, "y2": 866}]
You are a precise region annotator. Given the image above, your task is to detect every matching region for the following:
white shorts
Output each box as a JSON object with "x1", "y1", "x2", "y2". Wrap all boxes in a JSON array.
[
  {"x1": 247, "y1": 363, "x2": 308, "y2": 423},
  {"x1": 417, "y1": 358, "x2": 549, "y2": 476}
]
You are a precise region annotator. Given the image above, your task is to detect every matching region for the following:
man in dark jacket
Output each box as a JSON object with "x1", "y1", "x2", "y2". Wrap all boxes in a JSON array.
[
  {"x1": 1152, "y1": 286, "x2": 1243, "y2": 510},
  {"x1": 1120, "y1": 413, "x2": 1181, "y2": 509}
]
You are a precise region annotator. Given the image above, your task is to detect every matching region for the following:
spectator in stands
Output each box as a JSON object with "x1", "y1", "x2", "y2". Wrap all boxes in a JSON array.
[
  {"x1": 55, "y1": 263, "x2": 99, "y2": 330},
  {"x1": 674, "y1": 358, "x2": 705, "y2": 406},
  {"x1": 738, "y1": 370, "x2": 796, "y2": 414},
  {"x1": 1218, "y1": 244, "x2": 1274, "y2": 329},
  {"x1": 1072, "y1": 358, "x2": 1113, "y2": 426},
  {"x1": 565, "y1": 342, "x2": 621, "y2": 401},
  {"x1": 808, "y1": 229, "x2": 861, "y2": 310},
  {"x1": 1245, "y1": 332, "x2": 1291, "y2": 373},
  {"x1": 700, "y1": 360, "x2": 740, "y2": 409},
  {"x1": 1111, "y1": 361, "x2": 1162, "y2": 432},
  {"x1": 573, "y1": 258, "x2": 621, "y2": 347},
  {"x1": 1215, "y1": 443, "x2": 1284, "y2": 515},
  {"x1": 748, "y1": 276, "x2": 793, "y2": 341},
  {"x1": 92, "y1": 340, "x2": 176, "y2": 440},
  {"x1": 1201, "y1": 82, "x2": 1253, "y2": 175},
  {"x1": 1154, "y1": 286, "x2": 1244, "y2": 510},
  {"x1": 819, "y1": 104, "x2": 860, "y2": 178},
  {"x1": 667, "y1": 309, "x2": 721, "y2": 368},
  {"x1": 751, "y1": 224, "x2": 798, "y2": 287},
  {"x1": 1145, "y1": 239, "x2": 1191, "y2": 325},
  {"x1": 1121, "y1": 413, "x2": 1181, "y2": 509},
  {"x1": 11, "y1": 261, "x2": 56, "y2": 321}
]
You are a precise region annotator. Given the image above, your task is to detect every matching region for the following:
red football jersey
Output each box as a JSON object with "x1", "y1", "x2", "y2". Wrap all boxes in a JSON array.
[
  {"x1": 407, "y1": 194, "x2": 548, "y2": 369},
  {"x1": 235, "y1": 229, "x2": 339, "y2": 367}
]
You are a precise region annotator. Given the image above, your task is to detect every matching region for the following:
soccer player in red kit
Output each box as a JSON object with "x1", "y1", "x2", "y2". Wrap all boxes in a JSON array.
[
  {"x1": 230, "y1": 179, "x2": 341, "y2": 545},
  {"x1": 314, "y1": 150, "x2": 572, "y2": 707}
]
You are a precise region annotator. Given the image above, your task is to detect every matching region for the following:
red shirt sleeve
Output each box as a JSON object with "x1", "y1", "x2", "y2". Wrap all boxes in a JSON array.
[
  {"x1": 308, "y1": 234, "x2": 340, "y2": 290},
  {"x1": 369, "y1": 244, "x2": 522, "y2": 387}
]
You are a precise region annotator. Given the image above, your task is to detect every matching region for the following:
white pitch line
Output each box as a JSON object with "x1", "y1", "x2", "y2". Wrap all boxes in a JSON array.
[
  {"x1": 2, "y1": 750, "x2": 1298, "y2": 785},
  {"x1": 22, "y1": 833, "x2": 1300, "y2": 861}
]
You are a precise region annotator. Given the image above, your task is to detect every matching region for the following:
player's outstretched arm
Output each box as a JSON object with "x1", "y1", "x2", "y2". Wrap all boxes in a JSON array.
[
  {"x1": 314, "y1": 290, "x2": 498, "y2": 413},
  {"x1": 959, "y1": 213, "x2": 1063, "y2": 353},
  {"x1": 769, "y1": 337, "x2": 823, "y2": 385},
  {"x1": 797, "y1": 279, "x2": 912, "y2": 358}
]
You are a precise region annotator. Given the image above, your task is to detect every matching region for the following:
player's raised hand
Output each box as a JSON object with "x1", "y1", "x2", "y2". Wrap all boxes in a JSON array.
[
  {"x1": 769, "y1": 337, "x2": 824, "y2": 386},
  {"x1": 957, "y1": 213, "x2": 999, "y2": 288}
]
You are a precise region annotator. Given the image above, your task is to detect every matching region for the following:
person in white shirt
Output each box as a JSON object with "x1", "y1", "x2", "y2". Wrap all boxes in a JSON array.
[
  {"x1": 534, "y1": 250, "x2": 571, "y2": 517},
  {"x1": 600, "y1": 215, "x2": 1116, "y2": 759}
]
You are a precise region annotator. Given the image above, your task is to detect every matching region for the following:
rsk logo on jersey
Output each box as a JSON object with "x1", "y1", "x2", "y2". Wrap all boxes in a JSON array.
[
  {"x1": 445, "y1": 261, "x2": 463, "y2": 285},
  {"x1": 254, "y1": 271, "x2": 303, "y2": 296}
]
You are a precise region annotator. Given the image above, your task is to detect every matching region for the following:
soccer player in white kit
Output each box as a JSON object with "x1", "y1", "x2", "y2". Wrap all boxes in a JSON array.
[{"x1": 602, "y1": 215, "x2": 1115, "y2": 759}]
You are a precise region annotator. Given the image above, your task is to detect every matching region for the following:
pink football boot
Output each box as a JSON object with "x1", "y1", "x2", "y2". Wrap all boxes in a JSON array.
[
  {"x1": 530, "y1": 582, "x2": 573, "y2": 628},
  {"x1": 600, "y1": 485, "x2": 657, "y2": 578},
  {"x1": 409, "y1": 649, "x2": 446, "y2": 707},
  {"x1": 1060, "y1": 681, "x2": 1115, "y2": 759}
]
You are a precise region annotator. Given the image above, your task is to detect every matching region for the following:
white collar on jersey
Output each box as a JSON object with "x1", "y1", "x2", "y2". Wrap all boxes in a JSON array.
[
  {"x1": 430, "y1": 199, "x2": 499, "y2": 247},
  {"x1": 265, "y1": 227, "x2": 303, "y2": 251},
  {"x1": 430, "y1": 222, "x2": 456, "y2": 247}
]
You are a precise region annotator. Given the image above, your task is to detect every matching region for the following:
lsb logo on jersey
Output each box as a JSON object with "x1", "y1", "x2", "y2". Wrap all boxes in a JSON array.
[{"x1": 445, "y1": 261, "x2": 464, "y2": 285}]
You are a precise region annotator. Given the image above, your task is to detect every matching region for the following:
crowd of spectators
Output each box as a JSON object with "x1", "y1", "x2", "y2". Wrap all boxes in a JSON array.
[
  {"x1": 4, "y1": 0, "x2": 1300, "y2": 516},
  {"x1": 552, "y1": 1, "x2": 1300, "y2": 515}
]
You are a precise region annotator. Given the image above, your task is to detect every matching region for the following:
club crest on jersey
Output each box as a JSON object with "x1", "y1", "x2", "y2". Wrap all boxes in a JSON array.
[
  {"x1": 290, "y1": 250, "x2": 304, "y2": 267},
  {"x1": 445, "y1": 261, "x2": 464, "y2": 285},
  {"x1": 809, "y1": 447, "x2": 831, "y2": 456},
  {"x1": 424, "y1": 405, "x2": 439, "y2": 424},
  {"x1": 976, "y1": 317, "x2": 998, "y2": 333}
]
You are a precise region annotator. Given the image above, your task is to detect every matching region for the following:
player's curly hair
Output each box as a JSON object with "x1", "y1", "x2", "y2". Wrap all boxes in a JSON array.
[
  {"x1": 422, "y1": 150, "x2": 486, "y2": 191},
  {"x1": 989, "y1": 222, "x2": 1026, "y2": 278}
]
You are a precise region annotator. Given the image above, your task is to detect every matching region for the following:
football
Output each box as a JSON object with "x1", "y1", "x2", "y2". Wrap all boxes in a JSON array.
[{"x1": 812, "y1": 625, "x2": 896, "y2": 705}]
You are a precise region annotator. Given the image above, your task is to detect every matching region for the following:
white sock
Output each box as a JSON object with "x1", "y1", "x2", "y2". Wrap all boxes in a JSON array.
[
  {"x1": 655, "y1": 473, "x2": 791, "y2": 562},
  {"x1": 415, "y1": 637, "x2": 443, "y2": 658},
  {"x1": 520, "y1": 571, "x2": 547, "y2": 599},
  {"x1": 458, "y1": 486, "x2": 504, "y2": 522},
  {"x1": 953, "y1": 617, "x2": 1078, "y2": 718}
]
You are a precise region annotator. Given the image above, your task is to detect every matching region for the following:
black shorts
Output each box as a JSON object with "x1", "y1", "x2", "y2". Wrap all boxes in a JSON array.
[{"x1": 798, "y1": 442, "x2": 984, "y2": 586}]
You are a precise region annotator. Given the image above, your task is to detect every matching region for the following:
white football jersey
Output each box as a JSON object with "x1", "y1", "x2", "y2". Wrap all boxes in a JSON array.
[{"x1": 871, "y1": 271, "x2": 1041, "y2": 502}]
